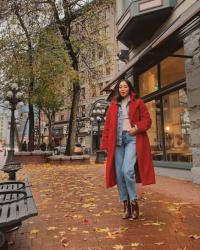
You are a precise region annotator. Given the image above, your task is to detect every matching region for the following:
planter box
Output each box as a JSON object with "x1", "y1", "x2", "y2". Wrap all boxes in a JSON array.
[
  {"x1": 47, "y1": 154, "x2": 90, "y2": 165},
  {"x1": 14, "y1": 151, "x2": 53, "y2": 164}
]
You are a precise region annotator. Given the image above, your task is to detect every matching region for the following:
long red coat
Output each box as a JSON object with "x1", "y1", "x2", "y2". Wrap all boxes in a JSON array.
[{"x1": 101, "y1": 92, "x2": 156, "y2": 188}]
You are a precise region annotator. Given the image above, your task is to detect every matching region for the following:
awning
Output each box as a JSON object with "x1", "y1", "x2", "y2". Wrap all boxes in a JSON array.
[{"x1": 103, "y1": 1, "x2": 200, "y2": 92}]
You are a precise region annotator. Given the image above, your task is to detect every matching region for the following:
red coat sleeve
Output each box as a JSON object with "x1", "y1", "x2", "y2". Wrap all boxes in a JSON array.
[
  {"x1": 101, "y1": 107, "x2": 111, "y2": 151},
  {"x1": 135, "y1": 99, "x2": 152, "y2": 132}
]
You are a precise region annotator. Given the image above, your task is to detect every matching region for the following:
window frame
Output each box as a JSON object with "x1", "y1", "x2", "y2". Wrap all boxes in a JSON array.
[{"x1": 137, "y1": 48, "x2": 191, "y2": 164}]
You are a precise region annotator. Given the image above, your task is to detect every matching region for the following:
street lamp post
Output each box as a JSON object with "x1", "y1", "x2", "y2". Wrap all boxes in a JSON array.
[
  {"x1": 3, "y1": 83, "x2": 24, "y2": 180},
  {"x1": 90, "y1": 102, "x2": 107, "y2": 163}
]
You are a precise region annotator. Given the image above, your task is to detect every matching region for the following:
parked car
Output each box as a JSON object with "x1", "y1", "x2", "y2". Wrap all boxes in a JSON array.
[
  {"x1": 54, "y1": 145, "x2": 66, "y2": 155},
  {"x1": 54, "y1": 144, "x2": 84, "y2": 155},
  {"x1": 73, "y1": 143, "x2": 83, "y2": 155}
]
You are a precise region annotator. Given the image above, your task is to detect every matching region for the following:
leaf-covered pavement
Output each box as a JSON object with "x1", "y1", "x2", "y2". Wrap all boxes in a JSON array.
[{"x1": 1, "y1": 163, "x2": 199, "y2": 250}]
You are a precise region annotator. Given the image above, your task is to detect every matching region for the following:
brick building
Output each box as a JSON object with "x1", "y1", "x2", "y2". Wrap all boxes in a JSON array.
[{"x1": 52, "y1": 1, "x2": 118, "y2": 152}]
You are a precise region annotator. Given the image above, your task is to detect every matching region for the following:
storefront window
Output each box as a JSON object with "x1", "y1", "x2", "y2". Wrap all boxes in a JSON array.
[
  {"x1": 160, "y1": 48, "x2": 185, "y2": 87},
  {"x1": 137, "y1": 47, "x2": 190, "y2": 164},
  {"x1": 146, "y1": 100, "x2": 164, "y2": 160},
  {"x1": 163, "y1": 89, "x2": 192, "y2": 162},
  {"x1": 139, "y1": 65, "x2": 158, "y2": 96}
]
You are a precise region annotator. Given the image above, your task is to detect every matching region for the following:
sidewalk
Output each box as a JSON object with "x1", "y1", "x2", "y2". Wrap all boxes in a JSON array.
[
  {"x1": 142, "y1": 174, "x2": 200, "y2": 205},
  {"x1": 1, "y1": 162, "x2": 199, "y2": 250}
]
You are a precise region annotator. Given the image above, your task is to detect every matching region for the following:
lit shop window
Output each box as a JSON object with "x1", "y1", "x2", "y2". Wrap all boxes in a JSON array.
[
  {"x1": 139, "y1": 65, "x2": 158, "y2": 96},
  {"x1": 146, "y1": 100, "x2": 164, "y2": 161},
  {"x1": 163, "y1": 89, "x2": 192, "y2": 162},
  {"x1": 160, "y1": 48, "x2": 185, "y2": 87}
]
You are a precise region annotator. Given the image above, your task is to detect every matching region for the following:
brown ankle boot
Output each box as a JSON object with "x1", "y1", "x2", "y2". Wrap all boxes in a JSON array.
[
  {"x1": 122, "y1": 200, "x2": 131, "y2": 219},
  {"x1": 130, "y1": 199, "x2": 139, "y2": 220}
]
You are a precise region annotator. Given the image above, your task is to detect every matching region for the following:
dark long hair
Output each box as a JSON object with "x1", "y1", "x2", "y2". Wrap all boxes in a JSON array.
[{"x1": 114, "y1": 79, "x2": 136, "y2": 102}]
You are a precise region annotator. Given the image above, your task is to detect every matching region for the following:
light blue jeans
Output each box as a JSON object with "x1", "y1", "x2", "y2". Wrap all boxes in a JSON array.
[{"x1": 115, "y1": 131, "x2": 137, "y2": 201}]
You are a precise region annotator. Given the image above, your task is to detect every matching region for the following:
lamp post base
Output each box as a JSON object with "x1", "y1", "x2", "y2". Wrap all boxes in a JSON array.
[
  {"x1": 8, "y1": 172, "x2": 16, "y2": 181},
  {"x1": 2, "y1": 162, "x2": 22, "y2": 181},
  {"x1": 95, "y1": 150, "x2": 106, "y2": 164}
]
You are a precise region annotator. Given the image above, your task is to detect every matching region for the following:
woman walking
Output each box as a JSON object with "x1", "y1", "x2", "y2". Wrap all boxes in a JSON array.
[{"x1": 101, "y1": 79, "x2": 155, "y2": 220}]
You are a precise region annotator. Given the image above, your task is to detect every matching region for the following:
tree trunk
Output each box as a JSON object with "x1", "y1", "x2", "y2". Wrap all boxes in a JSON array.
[
  {"x1": 14, "y1": 3, "x2": 35, "y2": 152},
  {"x1": 48, "y1": 120, "x2": 52, "y2": 151},
  {"x1": 49, "y1": 1, "x2": 80, "y2": 155},
  {"x1": 65, "y1": 80, "x2": 80, "y2": 155},
  {"x1": 38, "y1": 109, "x2": 41, "y2": 149},
  {"x1": 28, "y1": 103, "x2": 34, "y2": 151}
]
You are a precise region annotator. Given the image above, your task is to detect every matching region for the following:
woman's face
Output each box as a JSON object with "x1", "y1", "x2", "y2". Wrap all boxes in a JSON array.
[{"x1": 119, "y1": 81, "x2": 130, "y2": 98}]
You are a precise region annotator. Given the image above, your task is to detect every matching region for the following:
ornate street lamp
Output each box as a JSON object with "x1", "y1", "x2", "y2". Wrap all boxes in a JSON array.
[
  {"x1": 90, "y1": 100, "x2": 107, "y2": 163},
  {"x1": 76, "y1": 117, "x2": 84, "y2": 137},
  {"x1": 2, "y1": 83, "x2": 24, "y2": 179}
]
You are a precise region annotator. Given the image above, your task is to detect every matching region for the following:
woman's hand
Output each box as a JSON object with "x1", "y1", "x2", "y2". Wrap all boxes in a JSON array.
[{"x1": 129, "y1": 126, "x2": 138, "y2": 136}]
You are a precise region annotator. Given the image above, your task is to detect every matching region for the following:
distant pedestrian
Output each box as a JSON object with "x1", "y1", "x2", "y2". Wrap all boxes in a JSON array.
[
  {"x1": 40, "y1": 142, "x2": 46, "y2": 151},
  {"x1": 22, "y1": 141, "x2": 27, "y2": 152},
  {"x1": 101, "y1": 79, "x2": 155, "y2": 220}
]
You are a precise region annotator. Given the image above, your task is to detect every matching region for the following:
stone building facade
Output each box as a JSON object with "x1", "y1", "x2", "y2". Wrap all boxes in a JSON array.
[
  {"x1": 184, "y1": 28, "x2": 200, "y2": 183},
  {"x1": 103, "y1": 0, "x2": 200, "y2": 183}
]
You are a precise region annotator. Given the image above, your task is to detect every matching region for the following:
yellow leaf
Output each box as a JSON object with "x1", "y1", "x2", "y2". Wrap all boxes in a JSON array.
[
  {"x1": 189, "y1": 234, "x2": 200, "y2": 240},
  {"x1": 82, "y1": 203, "x2": 96, "y2": 208},
  {"x1": 173, "y1": 202, "x2": 190, "y2": 206},
  {"x1": 95, "y1": 227, "x2": 110, "y2": 233},
  {"x1": 106, "y1": 232, "x2": 116, "y2": 239},
  {"x1": 104, "y1": 210, "x2": 111, "y2": 213},
  {"x1": 144, "y1": 220, "x2": 165, "y2": 226},
  {"x1": 119, "y1": 227, "x2": 128, "y2": 232},
  {"x1": 67, "y1": 227, "x2": 78, "y2": 232},
  {"x1": 113, "y1": 244, "x2": 124, "y2": 250},
  {"x1": 85, "y1": 198, "x2": 95, "y2": 202},
  {"x1": 59, "y1": 231, "x2": 66, "y2": 236},
  {"x1": 72, "y1": 214, "x2": 83, "y2": 219},
  {"x1": 151, "y1": 221, "x2": 165, "y2": 226},
  {"x1": 168, "y1": 206, "x2": 180, "y2": 212},
  {"x1": 131, "y1": 242, "x2": 141, "y2": 247},
  {"x1": 93, "y1": 213, "x2": 101, "y2": 217},
  {"x1": 47, "y1": 226, "x2": 57, "y2": 231},
  {"x1": 30, "y1": 229, "x2": 39, "y2": 235},
  {"x1": 154, "y1": 242, "x2": 165, "y2": 245}
]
